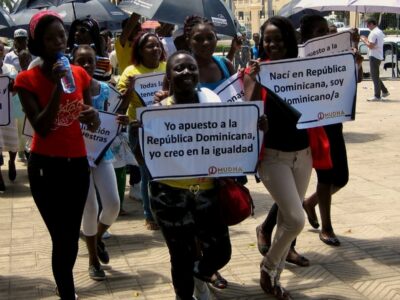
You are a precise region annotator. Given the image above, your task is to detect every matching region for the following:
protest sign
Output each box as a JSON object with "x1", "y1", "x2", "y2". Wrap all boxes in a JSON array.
[
  {"x1": 22, "y1": 117, "x2": 34, "y2": 137},
  {"x1": 105, "y1": 84, "x2": 122, "y2": 113},
  {"x1": 82, "y1": 111, "x2": 120, "y2": 167},
  {"x1": 257, "y1": 52, "x2": 357, "y2": 129},
  {"x1": 0, "y1": 76, "x2": 11, "y2": 126},
  {"x1": 137, "y1": 101, "x2": 263, "y2": 180},
  {"x1": 134, "y1": 72, "x2": 165, "y2": 106},
  {"x1": 213, "y1": 73, "x2": 245, "y2": 103},
  {"x1": 298, "y1": 31, "x2": 352, "y2": 58}
]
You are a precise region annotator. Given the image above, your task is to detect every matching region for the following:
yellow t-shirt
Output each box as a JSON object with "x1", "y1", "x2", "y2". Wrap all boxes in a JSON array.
[
  {"x1": 114, "y1": 37, "x2": 133, "y2": 75},
  {"x1": 117, "y1": 62, "x2": 166, "y2": 121},
  {"x1": 158, "y1": 96, "x2": 214, "y2": 190}
]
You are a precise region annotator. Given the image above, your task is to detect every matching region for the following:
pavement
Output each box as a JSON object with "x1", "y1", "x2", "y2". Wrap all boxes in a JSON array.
[{"x1": 1, "y1": 79, "x2": 400, "y2": 300}]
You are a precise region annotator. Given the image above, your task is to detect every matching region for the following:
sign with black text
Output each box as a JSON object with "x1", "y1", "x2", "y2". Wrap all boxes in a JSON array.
[
  {"x1": 81, "y1": 111, "x2": 120, "y2": 167},
  {"x1": 257, "y1": 52, "x2": 357, "y2": 128},
  {"x1": 0, "y1": 76, "x2": 11, "y2": 126},
  {"x1": 298, "y1": 31, "x2": 352, "y2": 58},
  {"x1": 137, "y1": 102, "x2": 263, "y2": 180},
  {"x1": 213, "y1": 73, "x2": 245, "y2": 103},
  {"x1": 134, "y1": 72, "x2": 165, "y2": 106}
]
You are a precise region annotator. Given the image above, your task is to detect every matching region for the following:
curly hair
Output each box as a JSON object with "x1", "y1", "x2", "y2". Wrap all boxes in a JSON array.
[
  {"x1": 258, "y1": 16, "x2": 298, "y2": 60},
  {"x1": 130, "y1": 31, "x2": 166, "y2": 66},
  {"x1": 183, "y1": 15, "x2": 216, "y2": 41}
]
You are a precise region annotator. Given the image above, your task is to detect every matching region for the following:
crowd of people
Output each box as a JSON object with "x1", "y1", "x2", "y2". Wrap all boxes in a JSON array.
[{"x1": 0, "y1": 8, "x2": 368, "y2": 300}]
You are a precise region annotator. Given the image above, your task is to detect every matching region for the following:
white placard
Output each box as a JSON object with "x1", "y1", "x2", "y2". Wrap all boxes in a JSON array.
[
  {"x1": 137, "y1": 101, "x2": 263, "y2": 180},
  {"x1": 257, "y1": 52, "x2": 357, "y2": 129},
  {"x1": 213, "y1": 73, "x2": 245, "y2": 103},
  {"x1": 0, "y1": 76, "x2": 11, "y2": 126},
  {"x1": 299, "y1": 31, "x2": 351, "y2": 57},
  {"x1": 105, "y1": 84, "x2": 122, "y2": 113},
  {"x1": 134, "y1": 72, "x2": 165, "y2": 106},
  {"x1": 81, "y1": 111, "x2": 120, "y2": 167},
  {"x1": 298, "y1": 31, "x2": 352, "y2": 58},
  {"x1": 22, "y1": 116, "x2": 34, "y2": 137}
]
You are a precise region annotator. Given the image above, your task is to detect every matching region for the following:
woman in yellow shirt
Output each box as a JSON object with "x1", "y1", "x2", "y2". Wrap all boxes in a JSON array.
[{"x1": 117, "y1": 31, "x2": 166, "y2": 230}]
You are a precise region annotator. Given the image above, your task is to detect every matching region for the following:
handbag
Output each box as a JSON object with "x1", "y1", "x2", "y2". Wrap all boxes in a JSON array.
[{"x1": 217, "y1": 178, "x2": 254, "y2": 226}]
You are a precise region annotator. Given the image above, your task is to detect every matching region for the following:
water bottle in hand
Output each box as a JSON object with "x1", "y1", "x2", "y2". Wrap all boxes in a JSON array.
[{"x1": 57, "y1": 53, "x2": 76, "y2": 94}]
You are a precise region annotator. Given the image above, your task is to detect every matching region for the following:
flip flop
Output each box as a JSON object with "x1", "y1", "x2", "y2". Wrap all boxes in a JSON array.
[
  {"x1": 210, "y1": 271, "x2": 228, "y2": 289},
  {"x1": 286, "y1": 252, "x2": 310, "y2": 267},
  {"x1": 319, "y1": 232, "x2": 341, "y2": 246}
]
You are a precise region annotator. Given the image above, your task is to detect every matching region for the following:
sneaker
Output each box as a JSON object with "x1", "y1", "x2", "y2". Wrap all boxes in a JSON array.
[
  {"x1": 97, "y1": 240, "x2": 110, "y2": 264},
  {"x1": 129, "y1": 184, "x2": 142, "y2": 201},
  {"x1": 193, "y1": 277, "x2": 211, "y2": 300},
  {"x1": 88, "y1": 265, "x2": 106, "y2": 281},
  {"x1": 102, "y1": 231, "x2": 111, "y2": 239},
  {"x1": 367, "y1": 96, "x2": 381, "y2": 101},
  {"x1": 382, "y1": 92, "x2": 390, "y2": 98}
]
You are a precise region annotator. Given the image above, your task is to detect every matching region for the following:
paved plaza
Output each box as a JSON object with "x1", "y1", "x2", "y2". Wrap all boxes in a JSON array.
[{"x1": 0, "y1": 79, "x2": 400, "y2": 299}]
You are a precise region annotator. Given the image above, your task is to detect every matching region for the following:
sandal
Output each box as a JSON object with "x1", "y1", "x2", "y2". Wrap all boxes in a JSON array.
[
  {"x1": 210, "y1": 271, "x2": 228, "y2": 289},
  {"x1": 286, "y1": 248, "x2": 310, "y2": 267},
  {"x1": 319, "y1": 232, "x2": 340, "y2": 246},
  {"x1": 256, "y1": 225, "x2": 271, "y2": 256},
  {"x1": 145, "y1": 219, "x2": 160, "y2": 230},
  {"x1": 302, "y1": 202, "x2": 319, "y2": 229}
]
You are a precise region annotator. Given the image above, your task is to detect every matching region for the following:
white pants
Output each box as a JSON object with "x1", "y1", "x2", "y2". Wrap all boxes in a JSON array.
[
  {"x1": 82, "y1": 160, "x2": 120, "y2": 236},
  {"x1": 258, "y1": 147, "x2": 312, "y2": 270}
]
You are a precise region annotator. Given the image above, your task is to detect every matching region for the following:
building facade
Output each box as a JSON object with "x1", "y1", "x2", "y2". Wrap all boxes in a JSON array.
[{"x1": 224, "y1": 0, "x2": 291, "y2": 34}]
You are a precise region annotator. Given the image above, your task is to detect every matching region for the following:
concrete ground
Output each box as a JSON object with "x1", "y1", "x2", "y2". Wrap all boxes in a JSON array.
[{"x1": 0, "y1": 79, "x2": 399, "y2": 299}]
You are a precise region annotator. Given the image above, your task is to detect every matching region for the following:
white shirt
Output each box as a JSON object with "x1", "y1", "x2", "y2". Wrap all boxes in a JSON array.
[
  {"x1": 368, "y1": 26, "x2": 385, "y2": 60},
  {"x1": 4, "y1": 51, "x2": 21, "y2": 72}
]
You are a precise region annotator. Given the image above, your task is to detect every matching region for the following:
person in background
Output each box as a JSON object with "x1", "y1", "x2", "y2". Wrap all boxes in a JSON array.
[
  {"x1": 4, "y1": 29, "x2": 29, "y2": 164},
  {"x1": 301, "y1": 15, "x2": 357, "y2": 247},
  {"x1": 72, "y1": 44, "x2": 122, "y2": 281},
  {"x1": 157, "y1": 22, "x2": 177, "y2": 58},
  {"x1": 115, "y1": 12, "x2": 141, "y2": 75},
  {"x1": 5, "y1": 29, "x2": 29, "y2": 72},
  {"x1": 14, "y1": 11, "x2": 100, "y2": 299},
  {"x1": 251, "y1": 32, "x2": 260, "y2": 59},
  {"x1": 114, "y1": 13, "x2": 142, "y2": 200},
  {"x1": 117, "y1": 30, "x2": 167, "y2": 230},
  {"x1": 67, "y1": 17, "x2": 112, "y2": 82},
  {"x1": 360, "y1": 17, "x2": 389, "y2": 101},
  {"x1": 0, "y1": 40, "x2": 18, "y2": 192}
]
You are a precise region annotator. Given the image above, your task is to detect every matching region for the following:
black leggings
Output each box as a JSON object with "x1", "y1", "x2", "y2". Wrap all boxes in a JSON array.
[
  {"x1": 149, "y1": 182, "x2": 231, "y2": 300},
  {"x1": 28, "y1": 153, "x2": 90, "y2": 300}
]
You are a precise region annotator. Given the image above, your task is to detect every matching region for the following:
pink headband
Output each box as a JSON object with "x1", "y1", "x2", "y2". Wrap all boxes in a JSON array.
[{"x1": 29, "y1": 10, "x2": 62, "y2": 39}]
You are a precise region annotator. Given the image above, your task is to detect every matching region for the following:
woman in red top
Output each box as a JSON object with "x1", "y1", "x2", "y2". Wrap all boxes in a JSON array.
[{"x1": 14, "y1": 11, "x2": 99, "y2": 300}]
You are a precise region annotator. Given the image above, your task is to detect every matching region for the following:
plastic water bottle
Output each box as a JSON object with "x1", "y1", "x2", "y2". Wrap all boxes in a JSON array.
[{"x1": 57, "y1": 53, "x2": 76, "y2": 94}]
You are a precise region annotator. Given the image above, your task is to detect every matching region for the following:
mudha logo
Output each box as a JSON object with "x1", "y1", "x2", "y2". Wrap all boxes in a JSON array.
[
  {"x1": 318, "y1": 110, "x2": 345, "y2": 120},
  {"x1": 208, "y1": 166, "x2": 243, "y2": 175},
  {"x1": 211, "y1": 14, "x2": 228, "y2": 27}
]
